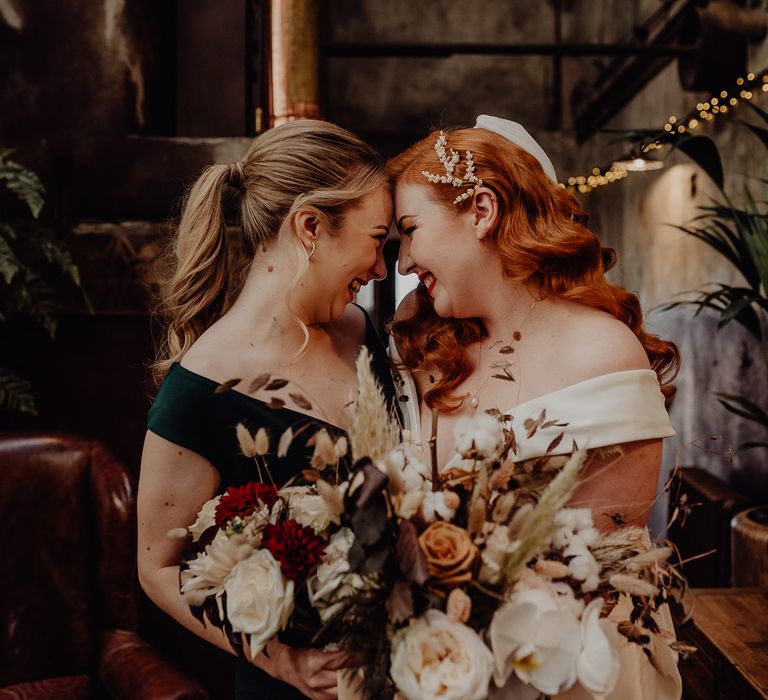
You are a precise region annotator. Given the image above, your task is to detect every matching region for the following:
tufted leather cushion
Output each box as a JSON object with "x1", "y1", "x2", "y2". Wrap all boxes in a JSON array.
[
  {"x1": 0, "y1": 432, "x2": 207, "y2": 697},
  {"x1": 0, "y1": 434, "x2": 98, "y2": 685},
  {"x1": 0, "y1": 675, "x2": 90, "y2": 699}
]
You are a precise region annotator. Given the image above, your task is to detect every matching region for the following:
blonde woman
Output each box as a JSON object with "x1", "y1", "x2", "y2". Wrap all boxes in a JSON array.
[{"x1": 138, "y1": 120, "x2": 396, "y2": 700}]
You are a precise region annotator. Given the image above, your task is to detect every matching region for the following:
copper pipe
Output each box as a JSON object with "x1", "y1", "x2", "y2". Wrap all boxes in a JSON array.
[{"x1": 268, "y1": 0, "x2": 321, "y2": 127}]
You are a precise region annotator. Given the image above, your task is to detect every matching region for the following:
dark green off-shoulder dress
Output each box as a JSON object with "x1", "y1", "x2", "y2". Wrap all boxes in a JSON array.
[{"x1": 147, "y1": 307, "x2": 399, "y2": 699}]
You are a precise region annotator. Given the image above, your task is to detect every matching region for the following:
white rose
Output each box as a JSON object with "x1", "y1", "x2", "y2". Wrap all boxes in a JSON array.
[
  {"x1": 390, "y1": 609, "x2": 493, "y2": 700},
  {"x1": 453, "y1": 415, "x2": 503, "y2": 459},
  {"x1": 307, "y1": 527, "x2": 373, "y2": 623},
  {"x1": 225, "y1": 549, "x2": 294, "y2": 658},
  {"x1": 280, "y1": 485, "x2": 334, "y2": 532},
  {"x1": 188, "y1": 496, "x2": 221, "y2": 542},
  {"x1": 489, "y1": 589, "x2": 581, "y2": 696}
]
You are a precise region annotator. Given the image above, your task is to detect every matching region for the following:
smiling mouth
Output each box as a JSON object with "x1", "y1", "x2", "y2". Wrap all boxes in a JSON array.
[{"x1": 418, "y1": 271, "x2": 436, "y2": 294}]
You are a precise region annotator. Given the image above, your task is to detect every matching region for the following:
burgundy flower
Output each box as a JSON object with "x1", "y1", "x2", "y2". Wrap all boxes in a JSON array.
[
  {"x1": 214, "y1": 482, "x2": 280, "y2": 527},
  {"x1": 262, "y1": 519, "x2": 327, "y2": 581}
]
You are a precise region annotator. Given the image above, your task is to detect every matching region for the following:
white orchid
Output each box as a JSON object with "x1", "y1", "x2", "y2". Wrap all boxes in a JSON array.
[
  {"x1": 576, "y1": 598, "x2": 621, "y2": 695},
  {"x1": 489, "y1": 589, "x2": 581, "y2": 696}
]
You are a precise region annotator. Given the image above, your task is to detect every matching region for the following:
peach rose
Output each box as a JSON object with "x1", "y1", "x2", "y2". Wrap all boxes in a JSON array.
[{"x1": 419, "y1": 521, "x2": 478, "y2": 589}]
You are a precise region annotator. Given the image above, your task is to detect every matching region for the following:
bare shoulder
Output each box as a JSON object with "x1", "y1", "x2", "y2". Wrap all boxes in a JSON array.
[{"x1": 556, "y1": 303, "x2": 650, "y2": 381}]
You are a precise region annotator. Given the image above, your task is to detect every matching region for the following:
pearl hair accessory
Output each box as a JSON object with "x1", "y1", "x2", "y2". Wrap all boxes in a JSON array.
[{"x1": 421, "y1": 131, "x2": 484, "y2": 205}]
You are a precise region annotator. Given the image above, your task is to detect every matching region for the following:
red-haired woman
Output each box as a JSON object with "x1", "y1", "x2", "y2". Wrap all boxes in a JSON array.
[{"x1": 389, "y1": 116, "x2": 682, "y2": 700}]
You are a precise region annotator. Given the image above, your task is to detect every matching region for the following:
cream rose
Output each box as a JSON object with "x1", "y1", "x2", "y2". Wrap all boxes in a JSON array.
[
  {"x1": 225, "y1": 549, "x2": 294, "y2": 658},
  {"x1": 279, "y1": 485, "x2": 335, "y2": 532},
  {"x1": 307, "y1": 527, "x2": 374, "y2": 623},
  {"x1": 419, "y1": 521, "x2": 478, "y2": 590},
  {"x1": 390, "y1": 609, "x2": 493, "y2": 700}
]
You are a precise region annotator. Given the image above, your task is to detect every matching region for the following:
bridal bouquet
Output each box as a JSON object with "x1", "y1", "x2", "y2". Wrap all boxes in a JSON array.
[{"x1": 172, "y1": 350, "x2": 686, "y2": 700}]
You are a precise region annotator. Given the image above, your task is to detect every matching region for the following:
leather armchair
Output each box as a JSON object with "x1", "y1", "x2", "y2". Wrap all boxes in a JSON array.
[{"x1": 0, "y1": 432, "x2": 207, "y2": 699}]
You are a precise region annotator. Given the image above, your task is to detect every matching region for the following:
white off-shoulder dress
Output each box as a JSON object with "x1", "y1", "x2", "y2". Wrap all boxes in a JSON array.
[{"x1": 393, "y1": 353, "x2": 683, "y2": 700}]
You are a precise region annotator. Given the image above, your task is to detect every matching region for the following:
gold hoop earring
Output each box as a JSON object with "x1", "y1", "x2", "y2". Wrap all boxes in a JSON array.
[{"x1": 307, "y1": 242, "x2": 316, "y2": 260}]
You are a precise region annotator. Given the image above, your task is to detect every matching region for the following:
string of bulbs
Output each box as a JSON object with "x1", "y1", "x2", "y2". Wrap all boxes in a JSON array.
[{"x1": 562, "y1": 69, "x2": 768, "y2": 194}]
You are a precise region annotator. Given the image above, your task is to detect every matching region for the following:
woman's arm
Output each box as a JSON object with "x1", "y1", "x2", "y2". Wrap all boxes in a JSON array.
[
  {"x1": 137, "y1": 431, "x2": 347, "y2": 700},
  {"x1": 567, "y1": 438, "x2": 663, "y2": 531}
]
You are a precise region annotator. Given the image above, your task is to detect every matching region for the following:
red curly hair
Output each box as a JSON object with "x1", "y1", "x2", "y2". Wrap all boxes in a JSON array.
[{"x1": 388, "y1": 127, "x2": 679, "y2": 411}]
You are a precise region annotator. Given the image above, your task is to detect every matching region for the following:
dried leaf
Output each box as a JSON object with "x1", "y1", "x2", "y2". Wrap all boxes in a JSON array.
[
  {"x1": 492, "y1": 373, "x2": 515, "y2": 381},
  {"x1": 490, "y1": 360, "x2": 513, "y2": 369},
  {"x1": 214, "y1": 378, "x2": 241, "y2": 394},
  {"x1": 266, "y1": 397, "x2": 285, "y2": 410},
  {"x1": 485, "y1": 407, "x2": 502, "y2": 417},
  {"x1": 386, "y1": 580, "x2": 414, "y2": 624},
  {"x1": 617, "y1": 620, "x2": 651, "y2": 646},
  {"x1": 248, "y1": 373, "x2": 271, "y2": 393},
  {"x1": 396, "y1": 519, "x2": 430, "y2": 585},
  {"x1": 546, "y1": 432, "x2": 564, "y2": 454},
  {"x1": 289, "y1": 392, "x2": 312, "y2": 410},
  {"x1": 265, "y1": 378, "x2": 289, "y2": 391},
  {"x1": 498, "y1": 345, "x2": 515, "y2": 354},
  {"x1": 488, "y1": 340, "x2": 503, "y2": 349}
]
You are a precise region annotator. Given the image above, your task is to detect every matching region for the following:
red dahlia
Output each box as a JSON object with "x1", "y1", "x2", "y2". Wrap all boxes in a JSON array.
[
  {"x1": 262, "y1": 519, "x2": 327, "y2": 581},
  {"x1": 214, "y1": 482, "x2": 280, "y2": 527}
]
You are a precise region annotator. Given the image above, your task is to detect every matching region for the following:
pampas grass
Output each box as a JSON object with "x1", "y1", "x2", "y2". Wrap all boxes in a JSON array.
[
  {"x1": 348, "y1": 348, "x2": 401, "y2": 463},
  {"x1": 502, "y1": 450, "x2": 586, "y2": 584},
  {"x1": 591, "y1": 526, "x2": 647, "y2": 575}
]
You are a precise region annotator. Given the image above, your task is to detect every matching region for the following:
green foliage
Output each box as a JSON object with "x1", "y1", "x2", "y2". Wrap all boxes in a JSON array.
[
  {"x1": 0, "y1": 150, "x2": 86, "y2": 415},
  {"x1": 0, "y1": 368, "x2": 36, "y2": 415},
  {"x1": 640, "y1": 109, "x2": 768, "y2": 451}
]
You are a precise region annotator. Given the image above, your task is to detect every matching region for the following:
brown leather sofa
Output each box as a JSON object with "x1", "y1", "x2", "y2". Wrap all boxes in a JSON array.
[{"x1": 0, "y1": 432, "x2": 208, "y2": 699}]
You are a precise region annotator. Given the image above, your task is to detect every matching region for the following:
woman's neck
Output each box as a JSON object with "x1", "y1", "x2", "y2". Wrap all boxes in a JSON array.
[
  {"x1": 224, "y1": 256, "x2": 324, "y2": 347},
  {"x1": 475, "y1": 278, "x2": 546, "y2": 343}
]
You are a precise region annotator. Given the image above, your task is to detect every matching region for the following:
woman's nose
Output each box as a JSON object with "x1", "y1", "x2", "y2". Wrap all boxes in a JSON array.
[
  {"x1": 370, "y1": 248, "x2": 388, "y2": 281},
  {"x1": 397, "y1": 237, "x2": 416, "y2": 276}
]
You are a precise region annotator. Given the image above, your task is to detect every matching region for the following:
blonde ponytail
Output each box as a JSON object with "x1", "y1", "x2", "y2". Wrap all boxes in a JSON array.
[
  {"x1": 153, "y1": 120, "x2": 389, "y2": 383},
  {"x1": 153, "y1": 164, "x2": 233, "y2": 380}
]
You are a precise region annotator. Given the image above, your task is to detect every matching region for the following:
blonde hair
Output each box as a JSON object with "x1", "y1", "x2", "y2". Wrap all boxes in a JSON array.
[{"x1": 153, "y1": 120, "x2": 388, "y2": 382}]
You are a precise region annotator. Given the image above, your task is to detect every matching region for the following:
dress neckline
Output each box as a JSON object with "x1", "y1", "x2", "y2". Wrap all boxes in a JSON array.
[
  {"x1": 171, "y1": 362, "x2": 348, "y2": 434},
  {"x1": 508, "y1": 368, "x2": 659, "y2": 414}
]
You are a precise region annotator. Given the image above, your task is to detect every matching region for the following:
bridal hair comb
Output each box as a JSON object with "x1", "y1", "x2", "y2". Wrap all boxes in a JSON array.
[{"x1": 421, "y1": 131, "x2": 484, "y2": 205}]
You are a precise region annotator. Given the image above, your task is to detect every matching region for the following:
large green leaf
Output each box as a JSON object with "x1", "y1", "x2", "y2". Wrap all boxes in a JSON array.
[
  {"x1": 745, "y1": 101, "x2": 768, "y2": 128},
  {"x1": 40, "y1": 238, "x2": 81, "y2": 286},
  {"x1": 716, "y1": 393, "x2": 768, "y2": 428},
  {"x1": 740, "y1": 121, "x2": 768, "y2": 151},
  {"x1": 0, "y1": 232, "x2": 20, "y2": 284},
  {"x1": 0, "y1": 155, "x2": 45, "y2": 218},
  {"x1": 0, "y1": 367, "x2": 36, "y2": 415},
  {"x1": 674, "y1": 135, "x2": 724, "y2": 189}
]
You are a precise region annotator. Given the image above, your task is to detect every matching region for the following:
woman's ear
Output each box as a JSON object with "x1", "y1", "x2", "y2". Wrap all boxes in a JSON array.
[
  {"x1": 471, "y1": 188, "x2": 498, "y2": 240},
  {"x1": 293, "y1": 208, "x2": 323, "y2": 250}
]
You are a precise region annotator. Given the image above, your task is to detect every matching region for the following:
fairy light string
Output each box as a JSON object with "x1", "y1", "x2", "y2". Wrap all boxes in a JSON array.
[{"x1": 562, "y1": 69, "x2": 768, "y2": 194}]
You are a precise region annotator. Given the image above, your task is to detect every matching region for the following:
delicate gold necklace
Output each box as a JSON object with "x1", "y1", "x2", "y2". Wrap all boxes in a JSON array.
[{"x1": 466, "y1": 297, "x2": 539, "y2": 409}]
